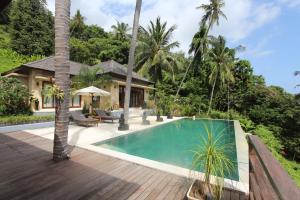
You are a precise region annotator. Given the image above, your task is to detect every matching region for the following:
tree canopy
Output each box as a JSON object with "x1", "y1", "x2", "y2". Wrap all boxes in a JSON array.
[{"x1": 9, "y1": 0, "x2": 54, "y2": 56}]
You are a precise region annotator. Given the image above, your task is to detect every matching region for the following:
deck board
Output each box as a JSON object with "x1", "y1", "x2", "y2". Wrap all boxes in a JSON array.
[{"x1": 0, "y1": 131, "x2": 246, "y2": 200}]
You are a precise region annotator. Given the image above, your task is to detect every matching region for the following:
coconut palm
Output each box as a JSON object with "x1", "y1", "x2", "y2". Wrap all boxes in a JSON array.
[
  {"x1": 189, "y1": 25, "x2": 209, "y2": 76},
  {"x1": 123, "y1": 0, "x2": 142, "y2": 126},
  {"x1": 197, "y1": 0, "x2": 227, "y2": 32},
  {"x1": 207, "y1": 36, "x2": 234, "y2": 114},
  {"x1": 111, "y1": 21, "x2": 131, "y2": 41},
  {"x1": 53, "y1": 0, "x2": 71, "y2": 161},
  {"x1": 135, "y1": 17, "x2": 179, "y2": 84},
  {"x1": 70, "y1": 9, "x2": 85, "y2": 38},
  {"x1": 176, "y1": 0, "x2": 227, "y2": 97}
]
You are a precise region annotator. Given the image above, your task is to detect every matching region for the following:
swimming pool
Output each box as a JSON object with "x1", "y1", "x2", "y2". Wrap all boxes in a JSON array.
[{"x1": 94, "y1": 118, "x2": 239, "y2": 181}]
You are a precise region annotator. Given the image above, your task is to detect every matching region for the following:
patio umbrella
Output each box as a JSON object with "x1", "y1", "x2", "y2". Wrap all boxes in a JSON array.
[{"x1": 74, "y1": 86, "x2": 110, "y2": 114}]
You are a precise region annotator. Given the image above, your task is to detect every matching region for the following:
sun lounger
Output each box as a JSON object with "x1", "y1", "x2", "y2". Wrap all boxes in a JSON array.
[
  {"x1": 70, "y1": 111, "x2": 99, "y2": 127},
  {"x1": 95, "y1": 109, "x2": 119, "y2": 123}
]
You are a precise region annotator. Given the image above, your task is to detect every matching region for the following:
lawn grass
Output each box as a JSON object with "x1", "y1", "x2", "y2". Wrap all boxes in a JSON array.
[{"x1": 0, "y1": 115, "x2": 54, "y2": 126}]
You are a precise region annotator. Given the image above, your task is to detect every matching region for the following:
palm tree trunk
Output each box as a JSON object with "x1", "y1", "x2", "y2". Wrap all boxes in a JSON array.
[
  {"x1": 207, "y1": 77, "x2": 217, "y2": 115},
  {"x1": 53, "y1": 0, "x2": 71, "y2": 161},
  {"x1": 124, "y1": 0, "x2": 142, "y2": 126}
]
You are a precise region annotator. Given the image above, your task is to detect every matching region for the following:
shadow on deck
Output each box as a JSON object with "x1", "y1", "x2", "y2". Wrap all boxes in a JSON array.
[{"x1": 0, "y1": 132, "x2": 189, "y2": 200}]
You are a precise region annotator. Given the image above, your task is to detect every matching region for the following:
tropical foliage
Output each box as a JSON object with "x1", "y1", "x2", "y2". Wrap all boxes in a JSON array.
[
  {"x1": 207, "y1": 36, "x2": 234, "y2": 114},
  {"x1": 135, "y1": 17, "x2": 179, "y2": 84},
  {"x1": 0, "y1": 77, "x2": 31, "y2": 115},
  {"x1": 0, "y1": 0, "x2": 299, "y2": 184},
  {"x1": 9, "y1": 0, "x2": 54, "y2": 56},
  {"x1": 111, "y1": 21, "x2": 131, "y2": 40}
]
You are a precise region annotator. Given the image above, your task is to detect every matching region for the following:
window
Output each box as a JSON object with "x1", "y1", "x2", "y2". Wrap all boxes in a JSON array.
[
  {"x1": 42, "y1": 82, "x2": 81, "y2": 109},
  {"x1": 42, "y1": 82, "x2": 56, "y2": 108},
  {"x1": 69, "y1": 95, "x2": 81, "y2": 108},
  {"x1": 119, "y1": 86, "x2": 144, "y2": 108}
]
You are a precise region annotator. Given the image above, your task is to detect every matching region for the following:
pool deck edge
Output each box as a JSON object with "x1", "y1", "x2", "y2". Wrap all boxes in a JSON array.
[{"x1": 234, "y1": 120, "x2": 250, "y2": 194}]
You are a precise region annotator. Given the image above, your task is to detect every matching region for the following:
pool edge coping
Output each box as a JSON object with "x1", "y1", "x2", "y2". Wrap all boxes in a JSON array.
[{"x1": 79, "y1": 118, "x2": 249, "y2": 194}]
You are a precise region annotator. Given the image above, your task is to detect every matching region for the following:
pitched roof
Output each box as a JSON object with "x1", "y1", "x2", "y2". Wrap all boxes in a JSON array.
[
  {"x1": 23, "y1": 56, "x2": 90, "y2": 75},
  {"x1": 95, "y1": 60, "x2": 151, "y2": 83},
  {"x1": 3, "y1": 57, "x2": 153, "y2": 84}
]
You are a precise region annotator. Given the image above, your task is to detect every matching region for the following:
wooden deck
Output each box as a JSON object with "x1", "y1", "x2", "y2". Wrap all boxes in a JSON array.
[{"x1": 0, "y1": 131, "x2": 247, "y2": 200}]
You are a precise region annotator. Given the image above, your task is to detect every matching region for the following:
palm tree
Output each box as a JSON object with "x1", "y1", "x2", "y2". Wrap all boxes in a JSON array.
[
  {"x1": 197, "y1": 0, "x2": 227, "y2": 32},
  {"x1": 135, "y1": 17, "x2": 179, "y2": 84},
  {"x1": 207, "y1": 36, "x2": 234, "y2": 114},
  {"x1": 111, "y1": 21, "x2": 131, "y2": 40},
  {"x1": 53, "y1": 0, "x2": 71, "y2": 161},
  {"x1": 189, "y1": 25, "x2": 209, "y2": 76},
  {"x1": 175, "y1": 0, "x2": 227, "y2": 97},
  {"x1": 70, "y1": 9, "x2": 85, "y2": 39},
  {"x1": 123, "y1": 0, "x2": 142, "y2": 127}
]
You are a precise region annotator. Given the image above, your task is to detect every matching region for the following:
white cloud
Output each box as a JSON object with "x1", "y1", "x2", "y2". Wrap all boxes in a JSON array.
[
  {"x1": 46, "y1": 0, "x2": 282, "y2": 54},
  {"x1": 279, "y1": 0, "x2": 300, "y2": 8}
]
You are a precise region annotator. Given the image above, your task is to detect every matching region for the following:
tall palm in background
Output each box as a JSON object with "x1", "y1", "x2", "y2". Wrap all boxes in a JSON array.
[
  {"x1": 123, "y1": 0, "x2": 142, "y2": 127},
  {"x1": 70, "y1": 9, "x2": 85, "y2": 38},
  {"x1": 207, "y1": 36, "x2": 234, "y2": 114},
  {"x1": 176, "y1": 0, "x2": 227, "y2": 97},
  {"x1": 135, "y1": 17, "x2": 179, "y2": 84},
  {"x1": 111, "y1": 21, "x2": 132, "y2": 41},
  {"x1": 53, "y1": 0, "x2": 71, "y2": 161},
  {"x1": 189, "y1": 25, "x2": 209, "y2": 76},
  {"x1": 197, "y1": 0, "x2": 227, "y2": 32}
]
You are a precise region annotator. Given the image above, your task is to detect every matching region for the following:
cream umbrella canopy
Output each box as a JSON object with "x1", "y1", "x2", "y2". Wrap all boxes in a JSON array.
[{"x1": 74, "y1": 86, "x2": 110, "y2": 114}]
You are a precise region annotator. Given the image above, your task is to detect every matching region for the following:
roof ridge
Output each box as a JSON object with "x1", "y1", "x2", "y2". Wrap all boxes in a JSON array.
[{"x1": 23, "y1": 56, "x2": 54, "y2": 66}]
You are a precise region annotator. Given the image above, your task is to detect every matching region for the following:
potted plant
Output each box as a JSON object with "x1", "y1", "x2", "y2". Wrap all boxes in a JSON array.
[{"x1": 187, "y1": 126, "x2": 233, "y2": 200}]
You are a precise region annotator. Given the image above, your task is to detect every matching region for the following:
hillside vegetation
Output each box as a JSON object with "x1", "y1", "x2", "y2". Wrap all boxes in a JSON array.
[{"x1": 0, "y1": 0, "x2": 299, "y2": 186}]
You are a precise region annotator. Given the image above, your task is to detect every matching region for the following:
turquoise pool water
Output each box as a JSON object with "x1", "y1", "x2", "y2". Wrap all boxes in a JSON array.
[{"x1": 95, "y1": 118, "x2": 239, "y2": 181}]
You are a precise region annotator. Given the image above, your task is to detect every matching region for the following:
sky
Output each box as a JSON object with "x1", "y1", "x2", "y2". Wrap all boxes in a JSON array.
[{"x1": 46, "y1": 0, "x2": 300, "y2": 94}]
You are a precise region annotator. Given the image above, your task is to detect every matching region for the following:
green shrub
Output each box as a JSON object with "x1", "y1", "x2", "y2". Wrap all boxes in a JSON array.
[
  {"x1": 253, "y1": 125, "x2": 283, "y2": 153},
  {"x1": 239, "y1": 118, "x2": 255, "y2": 132},
  {"x1": 0, "y1": 77, "x2": 32, "y2": 115},
  {"x1": 0, "y1": 115, "x2": 54, "y2": 125},
  {"x1": 197, "y1": 110, "x2": 255, "y2": 132},
  {"x1": 173, "y1": 95, "x2": 207, "y2": 116}
]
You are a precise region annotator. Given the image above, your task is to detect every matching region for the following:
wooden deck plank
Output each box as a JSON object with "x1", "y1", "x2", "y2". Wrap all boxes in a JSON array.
[
  {"x1": 0, "y1": 132, "x2": 191, "y2": 200},
  {"x1": 0, "y1": 132, "x2": 245, "y2": 200},
  {"x1": 144, "y1": 174, "x2": 174, "y2": 200},
  {"x1": 104, "y1": 167, "x2": 155, "y2": 200},
  {"x1": 87, "y1": 164, "x2": 147, "y2": 199},
  {"x1": 130, "y1": 171, "x2": 168, "y2": 200}
]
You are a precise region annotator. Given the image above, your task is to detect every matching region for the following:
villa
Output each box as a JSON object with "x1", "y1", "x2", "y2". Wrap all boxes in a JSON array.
[{"x1": 2, "y1": 57, "x2": 154, "y2": 114}]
